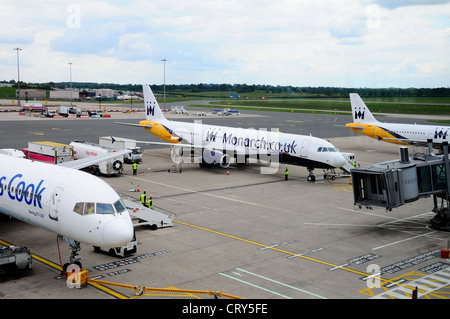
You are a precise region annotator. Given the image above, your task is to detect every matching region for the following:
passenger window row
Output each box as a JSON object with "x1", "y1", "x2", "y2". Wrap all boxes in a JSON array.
[{"x1": 1, "y1": 183, "x2": 42, "y2": 202}]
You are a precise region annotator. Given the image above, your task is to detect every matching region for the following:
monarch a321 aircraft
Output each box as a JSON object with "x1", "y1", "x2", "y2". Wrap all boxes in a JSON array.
[
  {"x1": 117, "y1": 84, "x2": 351, "y2": 181},
  {"x1": 346, "y1": 93, "x2": 450, "y2": 152},
  {"x1": 0, "y1": 149, "x2": 134, "y2": 272}
]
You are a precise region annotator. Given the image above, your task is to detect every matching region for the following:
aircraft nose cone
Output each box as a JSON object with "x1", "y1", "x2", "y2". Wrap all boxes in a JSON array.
[
  {"x1": 334, "y1": 153, "x2": 347, "y2": 168},
  {"x1": 102, "y1": 218, "x2": 134, "y2": 247}
]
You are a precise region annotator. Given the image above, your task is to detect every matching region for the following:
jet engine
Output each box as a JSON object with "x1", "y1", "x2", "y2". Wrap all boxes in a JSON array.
[
  {"x1": 170, "y1": 146, "x2": 231, "y2": 168},
  {"x1": 201, "y1": 150, "x2": 231, "y2": 168}
]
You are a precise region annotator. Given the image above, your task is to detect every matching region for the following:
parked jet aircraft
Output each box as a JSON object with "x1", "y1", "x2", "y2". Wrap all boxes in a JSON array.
[
  {"x1": 117, "y1": 85, "x2": 350, "y2": 181},
  {"x1": 346, "y1": 93, "x2": 450, "y2": 152},
  {"x1": 0, "y1": 149, "x2": 134, "y2": 272}
]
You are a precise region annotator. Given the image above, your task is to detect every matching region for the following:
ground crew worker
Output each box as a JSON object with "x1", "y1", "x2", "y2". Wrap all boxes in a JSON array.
[
  {"x1": 133, "y1": 162, "x2": 137, "y2": 175},
  {"x1": 353, "y1": 161, "x2": 357, "y2": 168},
  {"x1": 141, "y1": 191, "x2": 147, "y2": 206},
  {"x1": 147, "y1": 197, "x2": 153, "y2": 209},
  {"x1": 285, "y1": 167, "x2": 289, "y2": 180}
]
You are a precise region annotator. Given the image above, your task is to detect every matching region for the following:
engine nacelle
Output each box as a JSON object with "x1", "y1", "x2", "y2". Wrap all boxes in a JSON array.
[
  {"x1": 201, "y1": 150, "x2": 231, "y2": 168},
  {"x1": 170, "y1": 146, "x2": 231, "y2": 168}
]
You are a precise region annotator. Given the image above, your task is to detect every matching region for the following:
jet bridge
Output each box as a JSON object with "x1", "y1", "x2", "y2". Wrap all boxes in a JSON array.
[{"x1": 351, "y1": 141, "x2": 450, "y2": 231}]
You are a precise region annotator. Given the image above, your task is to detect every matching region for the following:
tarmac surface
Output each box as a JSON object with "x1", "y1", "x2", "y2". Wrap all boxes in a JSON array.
[{"x1": 0, "y1": 104, "x2": 449, "y2": 302}]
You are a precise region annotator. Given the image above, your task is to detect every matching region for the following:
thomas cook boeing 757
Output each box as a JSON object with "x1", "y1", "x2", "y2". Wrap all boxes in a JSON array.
[
  {"x1": 0, "y1": 149, "x2": 134, "y2": 273},
  {"x1": 117, "y1": 84, "x2": 350, "y2": 181}
]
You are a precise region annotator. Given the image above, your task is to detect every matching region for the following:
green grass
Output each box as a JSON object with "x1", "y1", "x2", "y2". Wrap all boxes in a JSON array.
[
  {"x1": 0, "y1": 87, "x2": 16, "y2": 97},
  {"x1": 204, "y1": 99, "x2": 450, "y2": 115}
]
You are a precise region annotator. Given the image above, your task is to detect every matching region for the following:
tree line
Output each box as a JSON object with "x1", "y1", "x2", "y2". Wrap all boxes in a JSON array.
[{"x1": 2, "y1": 80, "x2": 449, "y2": 98}]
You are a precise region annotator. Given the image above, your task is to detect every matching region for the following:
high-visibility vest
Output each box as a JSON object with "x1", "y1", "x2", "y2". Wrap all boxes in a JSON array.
[
  {"x1": 285, "y1": 169, "x2": 289, "y2": 175},
  {"x1": 133, "y1": 163, "x2": 137, "y2": 170},
  {"x1": 147, "y1": 199, "x2": 153, "y2": 208},
  {"x1": 141, "y1": 193, "x2": 146, "y2": 204}
]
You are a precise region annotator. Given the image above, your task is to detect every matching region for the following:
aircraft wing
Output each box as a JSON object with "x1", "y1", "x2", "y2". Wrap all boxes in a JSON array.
[
  {"x1": 380, "y1": 137, "x2": 429, "y2": 145},
  {"x1": 57, "y1": 149, "x2": 132, "y2": 170}
]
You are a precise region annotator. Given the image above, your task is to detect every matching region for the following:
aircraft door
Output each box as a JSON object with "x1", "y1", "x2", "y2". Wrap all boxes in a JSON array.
[
  {"x1": 49, "y1": 187, "x2": 64, "y2": 221},
  {"x1": 300, "y1": 140, "x2": 309, "y2": 157}
]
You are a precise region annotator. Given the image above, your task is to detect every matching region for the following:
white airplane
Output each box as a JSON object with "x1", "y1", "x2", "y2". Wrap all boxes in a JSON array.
[
  {"x1": 346, "y1": 93, "x2": 450, "y2": 152},
  {"x1": 0, "y1": 149, "x2": 134, "y2": 272},
  {"x1": 117, "y1": 85, "x2": 349, "y2": 181}
]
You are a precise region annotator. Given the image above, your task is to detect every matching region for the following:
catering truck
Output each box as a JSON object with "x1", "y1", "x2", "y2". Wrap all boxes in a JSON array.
[
  {"x1": 22, "y1": 141, "x2": 74, "y2": 164},
  {"x1": 98, "y1": 136, "x2": 143, "y2": 163},
  {"x1": 70, "y1": 140, "x2": 124, "y2": 175}
]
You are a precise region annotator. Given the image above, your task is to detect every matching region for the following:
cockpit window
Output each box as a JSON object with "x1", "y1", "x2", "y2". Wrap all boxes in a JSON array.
[
  {"x1": 114, "y1": 200, "x2": 127, "y2": 213},
  {"x1": 74, "y1": 202, "x2": 84, "y2": 215},
  {"x1": 96, "y1": 203, "x2": 115, "y2": 214},
  {"x1": 85, "y1": 203, "x2": 95, "y2": 214},
  {"x1": 73, "y1": 202, "x2": 117, "y2": 215},
  {"x1": 317, "y1": 147, "x2": 336, "y2": 152}
]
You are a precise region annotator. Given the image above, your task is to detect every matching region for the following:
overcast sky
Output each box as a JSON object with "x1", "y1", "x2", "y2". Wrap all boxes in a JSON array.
[{"x1": 1, "y1": 0, "x2": 449, "y2": 88}]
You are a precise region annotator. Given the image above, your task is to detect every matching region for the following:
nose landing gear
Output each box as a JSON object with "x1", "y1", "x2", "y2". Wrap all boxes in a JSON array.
[{"x1": 57, "y1": 235, "x2": 82, "y2": 276}]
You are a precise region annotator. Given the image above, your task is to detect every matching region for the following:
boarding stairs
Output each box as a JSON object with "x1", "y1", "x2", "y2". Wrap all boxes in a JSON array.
[{"x1": 122, "y1": 198, "x2": 175, "y2": 230}]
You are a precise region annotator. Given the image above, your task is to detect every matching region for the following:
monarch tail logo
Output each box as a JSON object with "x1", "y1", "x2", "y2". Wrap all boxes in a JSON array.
[
  {"x1": 146, "y1": 101, "x2": 156, "y2": 117},
  {"x1": 354, "y1": 108, "x2": 365, "y2": 120}
]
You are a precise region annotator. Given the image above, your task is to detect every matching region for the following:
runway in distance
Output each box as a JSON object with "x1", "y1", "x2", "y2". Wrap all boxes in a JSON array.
[
  {"x1": 117, "y1": 85, "x2": 351, "y2": 181},
  {"x1": 346, "y1": 93, "x2": 450, "y2": 152},
  {"x1": 0, "y1": 150, "x2": 134, "y2": 271}
]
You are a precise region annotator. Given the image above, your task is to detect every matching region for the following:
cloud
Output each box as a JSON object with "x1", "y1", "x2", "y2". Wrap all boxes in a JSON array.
[
  {"x1": 370, "y1": 0, "x2": 450, "y2": 9},
  {"x1": 0, "y1": 0, "x2": 448, "y2": 87}
]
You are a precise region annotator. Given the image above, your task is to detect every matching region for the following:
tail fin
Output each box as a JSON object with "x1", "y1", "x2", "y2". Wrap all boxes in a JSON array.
[
  {"x1": 143, "y1": 84, "x2": 167, "y2": 122},
  {"x1": 349, "y1": 93, "x2": 378, "y2": 124}
]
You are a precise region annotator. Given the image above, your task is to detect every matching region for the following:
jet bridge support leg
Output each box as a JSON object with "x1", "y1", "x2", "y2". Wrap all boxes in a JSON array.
[{"x1": 430, "y1": 141, "x2": 450, "y2": 231}]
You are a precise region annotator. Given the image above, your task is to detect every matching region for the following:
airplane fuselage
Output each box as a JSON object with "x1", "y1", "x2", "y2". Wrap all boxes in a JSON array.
[
  {"x1": 139, "y1": 118, "x2": 347, "y2": 169},
  {"x1": 346, "y1": 122, "x2": 450, "y2": 146},
  {"x1": 0, "y1": 154, "x2": 133, "y2": 247}
]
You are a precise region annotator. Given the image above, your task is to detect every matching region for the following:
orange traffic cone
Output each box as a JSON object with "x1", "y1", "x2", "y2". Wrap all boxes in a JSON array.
[
  {"x1": 137, "y1": 185, "x2": 140, "y2": 192},
  {"x1": 227, "y1": 170, "x2": 229, "y2": 175}
]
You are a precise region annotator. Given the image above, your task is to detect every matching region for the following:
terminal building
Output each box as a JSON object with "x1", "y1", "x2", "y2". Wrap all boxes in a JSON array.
[{"x1": 351, "y1": 141, "x2": 450, "y2": 231}]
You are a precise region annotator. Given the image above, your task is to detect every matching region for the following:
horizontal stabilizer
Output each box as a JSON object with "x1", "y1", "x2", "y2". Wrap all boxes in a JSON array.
[{"x1": 114, "y1": 122, "x2": 153, "y2": 129}]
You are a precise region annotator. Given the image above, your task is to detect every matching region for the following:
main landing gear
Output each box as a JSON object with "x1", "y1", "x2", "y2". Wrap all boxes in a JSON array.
[
  {"x1": 57, "y1": 236, "x2": 82, "y2": 276},
  {"x1": 307, "y1": 167, "x2": 316, "y2": 182}
]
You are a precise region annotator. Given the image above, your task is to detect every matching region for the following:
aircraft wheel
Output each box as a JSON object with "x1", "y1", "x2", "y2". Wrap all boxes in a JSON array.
[{"x1": 62, "y1": 261, "x2": 82, "y2": 276}]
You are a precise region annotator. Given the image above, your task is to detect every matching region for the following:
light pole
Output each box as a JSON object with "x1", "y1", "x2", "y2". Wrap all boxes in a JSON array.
[
  {"x1": 68, "y1": 62, "x2": 73, "y2": 108},
  {"x1": 161, "y1": 59, "x2": 167, "y2": 108},
  {"x1": 13, "y1": 48, "x2": 22, "y2": 106}
]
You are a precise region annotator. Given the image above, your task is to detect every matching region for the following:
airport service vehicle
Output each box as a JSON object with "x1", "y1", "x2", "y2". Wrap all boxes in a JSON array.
[
  {"x1": 70, "y1": 141, "x2": 124, "y2": 175},
  {"x1": 0, "y1": 245, "x2": 32, "y2": 272},
  {"x1": 44, "y1": 110, "x2": 56, "y2": 117},
  {"x1": 88, "y1": 110, "x2": 103, "y2": 117},
  {"x1": 0, "y1": 149, "x2": 133, "y2": 271},
  {"x1": 346, "y1": 93, "x2": 450, "y2": 152},
  {"x1": 98, "y1": 136, "x2": 143, "y2": 163},
  {"x1": 117, "y1": 85, "x2": 350, "y2": 181},
  {"x1": 22, "y1": 141, "x2": 74, "y2": 164},
  {"x1": 57, "y1": 106, "x2": 70, "y2": 117},
  {"x1": 76, "y1": 108, "x2": 88, "y2": 117},
  {"x1": 21, "y1": 103, "x2": 47, "y2": 114}
]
